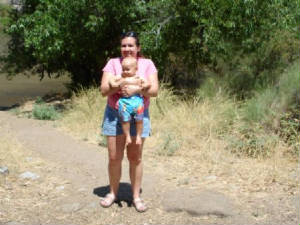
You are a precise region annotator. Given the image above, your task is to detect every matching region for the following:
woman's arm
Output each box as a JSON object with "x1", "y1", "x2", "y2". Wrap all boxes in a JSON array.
[
  {"x1": 141, "y1": 72, "x2": 159, "y2": 97},
  {"x1": 100, "y1": 72, "x2": 120, "y2": 97}
]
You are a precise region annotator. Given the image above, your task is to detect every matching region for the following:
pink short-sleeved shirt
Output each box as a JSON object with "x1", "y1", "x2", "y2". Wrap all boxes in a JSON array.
[{"x1": 102, "y1": 57, "x2": 157, "y2": 109}]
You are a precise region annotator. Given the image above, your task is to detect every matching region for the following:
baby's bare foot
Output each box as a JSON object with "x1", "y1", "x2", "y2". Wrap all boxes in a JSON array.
[
  {"x1": 125, "y1": 135, "x2": 132, "y2": 146},
  {"x1": 136, "y1": 136, "x2": 142, "y2": 145}
]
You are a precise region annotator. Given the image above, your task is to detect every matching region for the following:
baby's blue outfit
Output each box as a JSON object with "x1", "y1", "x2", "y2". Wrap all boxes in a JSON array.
[{"x1": 118, "y1": 95, "x2": 144, "y2": 122}]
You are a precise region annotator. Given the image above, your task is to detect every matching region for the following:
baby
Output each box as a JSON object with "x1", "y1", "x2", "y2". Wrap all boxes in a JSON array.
[{"x1": 109, "y1": 57, "x2": 150, "y2": 146}]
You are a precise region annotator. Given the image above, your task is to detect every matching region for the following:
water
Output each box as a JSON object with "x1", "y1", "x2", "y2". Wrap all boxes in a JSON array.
[{"x1": 0, "y1": 74, "x2": 70, "y2": 109}]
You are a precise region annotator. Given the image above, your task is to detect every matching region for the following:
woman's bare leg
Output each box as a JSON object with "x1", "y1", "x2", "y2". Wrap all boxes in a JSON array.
[
  {"x1": 107, "y1": 135, "x2": 126, "y2": 197},
  {"x1": 127, "y1": 138, "x2": 144, "y2": 199}
]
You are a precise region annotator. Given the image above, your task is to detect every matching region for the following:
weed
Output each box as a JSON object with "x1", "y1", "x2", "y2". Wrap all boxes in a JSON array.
[
  {"x1": 158, "y1": 133, "x2": 181, "y2": 156},
  {"x1": 35, "y1": 96, "x2": 44, "y2": 104},
  {"x1": 32, "y1": 103, "x2": 60, "y2": 120},
  {"x1": 226, "y1": 126, "x2": 279, "y2": 158}
]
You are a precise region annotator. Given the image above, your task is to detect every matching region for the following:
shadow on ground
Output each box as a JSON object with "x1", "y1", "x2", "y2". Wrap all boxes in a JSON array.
[
  {"x1": 93, "y1": 182, "x2": 143, "y2": 208},
  {"x1": 0, "y1": 103, "x2": 20, "y2": 111}
]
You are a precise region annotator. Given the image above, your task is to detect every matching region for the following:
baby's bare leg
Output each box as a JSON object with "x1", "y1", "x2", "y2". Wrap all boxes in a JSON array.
[
  {"x1": 122, "y1": 121, "x2": 132, "y2": 146},
  {"x1": 135, "y1": 120, "x2": 143, "y2": 145}
]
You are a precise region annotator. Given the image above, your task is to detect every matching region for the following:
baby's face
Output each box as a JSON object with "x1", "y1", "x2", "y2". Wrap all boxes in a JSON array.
[{"x1": 122, "y1": 59, "x2": 137, "y2": 78}]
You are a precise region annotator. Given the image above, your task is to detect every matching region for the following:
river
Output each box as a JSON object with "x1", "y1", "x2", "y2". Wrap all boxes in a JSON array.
[{"x1": 0, "y1": 74, "x2": 70, "y2": 109}]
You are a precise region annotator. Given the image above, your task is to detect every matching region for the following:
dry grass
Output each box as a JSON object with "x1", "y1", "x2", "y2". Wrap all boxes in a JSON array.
[
  {"x1": 58, "y1": 85, "x2": 299, "y2": 199},
  {"x1": 1, "y1": 85, "x2": 299, "y2": 224},
  {"x1": 0, "y1": 134, "x2": 71, "y2": 224},
  {"x1": 59, "y1": 87, "x2": 107, "y2": 143},
  {"x1": 56, "y1": 85, "x2": 299, "y2": 224},
  {"x1": 0, "y1": 134, "x2": 237, "y2": 225},
  {"x1": 144, "y1": 87, "x2": 299, "y2": 200}
]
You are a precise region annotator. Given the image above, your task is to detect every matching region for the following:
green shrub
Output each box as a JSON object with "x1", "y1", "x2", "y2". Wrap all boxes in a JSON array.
[
  {"x1": 243, "y1": 61, "x2": 300, "y2": 127},
  {"x1": 227, "y1": 60, "x2": 300, "y2": 157},
  {"x1": 34, "y1": 96, "x2": 44, "y2": 104},
  {"x1": 32, "y1": 103, "x2": 60, "y2": 120},
  {"x1": 221, "y1": 31, "x2": 300, "y2": 98}
]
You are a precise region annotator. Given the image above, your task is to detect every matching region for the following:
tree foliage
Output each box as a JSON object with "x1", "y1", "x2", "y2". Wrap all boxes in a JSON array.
[
  {"x1": 139, "y1": 0, "x2": 300, "y2": 91},
  {"x1": 3, "y1": 0, "x2": 146, "y2": 87},
  {"x1": 2, "y1": 0, "x2": 299, "y2": 91}
]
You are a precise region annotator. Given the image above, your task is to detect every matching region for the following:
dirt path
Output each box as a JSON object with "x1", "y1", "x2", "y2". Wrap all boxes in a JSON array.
[{"x1": 0, "y1": 110, "x2": 299, "y2": 225}]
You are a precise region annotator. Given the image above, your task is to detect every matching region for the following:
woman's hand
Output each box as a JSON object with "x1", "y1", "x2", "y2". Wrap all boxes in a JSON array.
[
  {"x1": 100, "y1": 72, "x2": 120, "y2": 97},
  {"x1": 120, "y1": 84, "x2": 142, "y2": 97}
]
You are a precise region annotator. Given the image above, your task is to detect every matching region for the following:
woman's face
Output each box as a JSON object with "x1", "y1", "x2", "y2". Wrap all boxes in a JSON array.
[{"x1": 121, "y1": 37, "x2": 140, "y2": 58}]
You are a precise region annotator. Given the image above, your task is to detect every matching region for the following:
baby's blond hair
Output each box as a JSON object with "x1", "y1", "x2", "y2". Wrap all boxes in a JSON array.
[{"x1": 122, "y1": 56, "x2": 137, "y2": 68}]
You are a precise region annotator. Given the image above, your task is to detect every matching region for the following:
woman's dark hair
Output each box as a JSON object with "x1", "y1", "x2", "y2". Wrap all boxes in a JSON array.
[
  {"x1": 120, "y1": 31, "x2": 144, "y2": 57},
  {"x1": 120, "y1": 31, "x2": 140, "y2": 46}
]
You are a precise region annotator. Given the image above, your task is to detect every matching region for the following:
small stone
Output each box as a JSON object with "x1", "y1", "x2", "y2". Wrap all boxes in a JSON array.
[
  {"x1": 204, "y1": 175, "x2": 217, "y2": 181},
  {"x1": 25, "y1": 157, "x2": 33, "y2": 162},
  {"x1": 56, "y1": 185, "x2": 65, "y2": 190},
  {"x1": 0, "y1": 166, "x2": 9, "y2": 175},
  {"x1": 19, "y1": 171, "x2": 40, "y2": 180}
]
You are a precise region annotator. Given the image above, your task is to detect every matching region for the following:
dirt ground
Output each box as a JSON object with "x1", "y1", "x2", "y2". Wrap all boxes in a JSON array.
[{"x1": 0, "y1": 110, "x2": 299, "y2": 225}]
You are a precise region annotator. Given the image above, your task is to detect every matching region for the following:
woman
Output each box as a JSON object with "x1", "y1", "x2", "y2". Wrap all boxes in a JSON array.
[{"x1": 100, "y1": 31, "x2": 159, "y2": 212}]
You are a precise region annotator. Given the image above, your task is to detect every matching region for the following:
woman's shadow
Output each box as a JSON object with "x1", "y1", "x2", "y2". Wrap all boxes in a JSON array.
[{"x1": 93, "y1": 182, "x2": 142, "y2": 207}]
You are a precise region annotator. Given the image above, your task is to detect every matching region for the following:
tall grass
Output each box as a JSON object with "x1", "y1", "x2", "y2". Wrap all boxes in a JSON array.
[
  {"x1": 59, "y1": 87, "x2": 107, "y2": 143},
  {"x1": 59, "y1": 62, "x2": 299, "y2": 161},
  {"x1": 150, "y1": 86, "x2": 238, "y2": 159},
  {"x1": 56, "y1": 63, "x2": 299, "y2": 193},
  {"x1": 239, "y1": 61, "x2": 300, "y2": 156}
]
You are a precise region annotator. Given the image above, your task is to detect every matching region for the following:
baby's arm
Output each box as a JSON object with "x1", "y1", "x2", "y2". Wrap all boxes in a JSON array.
[
  {"x1": 109, "y1": 75, "x2": 123, "y2": 88},
  {"x1": 119, "y1": 76, "x2": 151, "y2": 97},
  {"x1": 121, "y1": 75, "x2": 142, "y2": 86},
  {"x1": 122, "y1": 76, "x2": 151, "y2": 90}
]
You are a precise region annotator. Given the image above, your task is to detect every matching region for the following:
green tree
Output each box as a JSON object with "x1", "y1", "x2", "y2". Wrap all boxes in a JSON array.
[
  {"x1": 2, "y1": 0, "x2": 299, "y2": 91},
  {"x1": 139, "y1": 0, "x2": 300, "y2": 92},
  {"x1": 3, "y1": 0, "x2": 147, "y2": 88}
]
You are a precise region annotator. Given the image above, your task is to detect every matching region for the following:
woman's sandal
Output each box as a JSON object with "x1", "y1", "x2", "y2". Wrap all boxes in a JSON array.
[
  {"x1": 100, "y1": 193, "x2": 116, "y2": 208},
  {"x1": 133, "y1": 198, "x2": 147, "y2": 213}
]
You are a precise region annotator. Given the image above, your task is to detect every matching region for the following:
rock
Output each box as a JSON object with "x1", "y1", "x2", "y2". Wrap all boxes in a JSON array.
[
  {"x1": 0, "y1": 166, "x2": 9, "y2": 175},
  {"x1": 19, "y1": 171, "x2": 40, "y2": 180},
  {"x1": 56, "y1": 185, "x2": 65, "y2": 191},
  {"x1": 204, "y1": 175, "x2": 217, "y2": 181}
]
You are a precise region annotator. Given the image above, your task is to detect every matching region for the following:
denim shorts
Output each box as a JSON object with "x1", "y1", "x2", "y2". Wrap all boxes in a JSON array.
[{"x1": 101, "y1": 105, "x2": 151, "y2": 137}]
